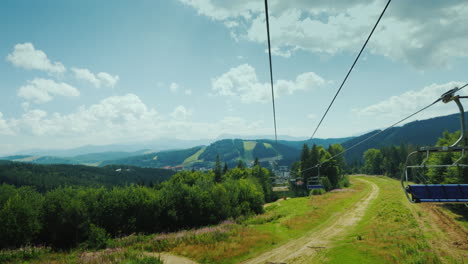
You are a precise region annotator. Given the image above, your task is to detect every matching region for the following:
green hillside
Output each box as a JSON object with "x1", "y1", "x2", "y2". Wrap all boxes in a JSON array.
[
  {"x1": 102, "y1": 139, "x2": 300, "y2": 169},
  {"x1": 0, "y1": 161, "x2": 174, "y2": 192},
  {"x1": 343, "y1": 112, "x2": 465, "y2": 162}
]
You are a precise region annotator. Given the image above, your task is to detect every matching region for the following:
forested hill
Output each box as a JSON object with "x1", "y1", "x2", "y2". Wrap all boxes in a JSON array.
[
  {"x1": 101, "y1": 139, "x2": 303, "y2": 169},
  {"x1": 342, "y1": 112, "x2": 464, "y2": 162},
  {"x1": 0, "y1": 161, "x2": 174, "y2": 192}
]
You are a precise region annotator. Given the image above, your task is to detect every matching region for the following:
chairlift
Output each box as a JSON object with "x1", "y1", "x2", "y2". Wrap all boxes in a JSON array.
[
  {"x1": 401, "y1": 88, "x2": 468, "y2": 203},
  {"x1": 271, "y1": 164, "x2": 290, "y2": 192},
  {"x1": 307, "y1": 165, "x2": 324, "y2": 190}
]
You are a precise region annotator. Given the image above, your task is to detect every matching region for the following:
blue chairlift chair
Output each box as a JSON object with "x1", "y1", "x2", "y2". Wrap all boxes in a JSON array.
[
  {"x1": 401, "y1": 88, "x2": 468, "y2": 203},
  {"x1": 307, "y1": 165, "x2": 324, "y2": 190}
]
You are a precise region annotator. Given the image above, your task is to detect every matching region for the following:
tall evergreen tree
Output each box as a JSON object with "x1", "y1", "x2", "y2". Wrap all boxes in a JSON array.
[
  {"x1": 214, "y1": 154, "x2": 222, "y2": 182},
  {"x1": 223, "y1": 162, "x2": 228, "y2": 174}
]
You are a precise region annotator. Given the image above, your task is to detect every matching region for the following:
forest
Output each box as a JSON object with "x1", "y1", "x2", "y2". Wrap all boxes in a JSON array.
[
  {"x1": 0, "y1": 162, "x2": 174, "y2": 192},
  {"x1": 360, "y1": 131, "x2": 467, "y2": 184},
  {"x1": 0, "y1": 160, "x2": 275, "y2": 250},
  {"x1": 290, "y1": 144, "x2": 350, "y2": 196}
]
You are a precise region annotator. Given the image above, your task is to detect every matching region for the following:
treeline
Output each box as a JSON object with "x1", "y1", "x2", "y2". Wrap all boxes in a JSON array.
[
  {"x1": 0, "y1": 162, "x2": 274, "y2": 249},
  {"x1": 0, "y1": 162, "x2": 174, "y2": 192},
  {"x1": 291, "y1": 144, "x2": 349, "y2": 196},
  {"x1": 361, "y1": 131, "x2": 467, "y2": 184}
]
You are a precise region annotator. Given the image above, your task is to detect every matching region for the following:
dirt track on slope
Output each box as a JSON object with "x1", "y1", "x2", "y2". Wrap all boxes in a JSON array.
[
  {"x1": 147, "y1": 252, "x2": 199, "y2": 264},
  {"x1": 408, "y1": 203, "x2": 468, "y2": 262},
  {"x1": 242, "y1": 178, "x2": 379, "y2": 264}
]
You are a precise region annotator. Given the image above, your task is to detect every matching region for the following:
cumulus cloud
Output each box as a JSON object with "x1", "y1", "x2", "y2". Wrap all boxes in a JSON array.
[
  {"x1": 211, "y1": 64, "x2": 327, "y2": 103},
  {"x1": 170, "y1": 82, "x2": 179, "y2": 93},
  {"x1": 17, "y1": 78, "x2": 80, "y2": 104},
  {"x1": 0, "y1": 113, "x2": 14, "y2": 135},
  {"x1": 354, "y1": 81, "x2": 467, "y2": 120},
  {"x1": 171, "y1": 105, "x2": 193, "y2": 120},
  {"x1": 180, "y1": 0, "x2": 468, "y2": 68},
  {"x1": 72, "y1": 67, "x2": 119, "y2": 88},
  {"x1": 3, "y1": 93, "x2": 270, "y2": 146},
  {"x1": 184, "y1": 89, "x2": 193, "y2": 95},
  {"x1": 6, "y1": 43, "x2": 66, "y2": 74},
  {"x1": 11, "y1": 94, "x2": 159, "y2": 137}
]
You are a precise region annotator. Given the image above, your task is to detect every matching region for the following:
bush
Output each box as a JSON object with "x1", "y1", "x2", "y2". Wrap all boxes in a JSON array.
[
  {"x1": 339, "y1": 175, "x2": 351, "y2": 188},
  {"x1": 84, "y1": 224, "x2": 110, "y2": 249},
  {"x1": 309, "y1": 189, "x2": 325, "y2": 196},
  {"x1": 320, "y1": 177, "x2": 332, "y2": 192}
]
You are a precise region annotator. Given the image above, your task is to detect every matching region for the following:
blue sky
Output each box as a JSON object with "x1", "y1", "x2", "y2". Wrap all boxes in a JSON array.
[{"x1": 1, "y1": 0, "x2": 468, "y2": 154}]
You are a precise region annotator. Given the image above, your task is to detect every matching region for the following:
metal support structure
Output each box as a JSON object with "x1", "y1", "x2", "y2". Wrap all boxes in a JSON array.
[{"x1": 401, "y1": 87, "x2": 468, "y2": 203}]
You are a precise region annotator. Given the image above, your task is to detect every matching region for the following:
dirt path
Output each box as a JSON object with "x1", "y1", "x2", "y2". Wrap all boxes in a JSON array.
[
  {"x1": 147, "y1": 252, "x2": 199, "y2": 264},
  {"x1": 407, "y1": 203, "x2": 468, "y2": 262},
  {"x1": 242, "y1": 178, "x2": 379, "y2": 264}
]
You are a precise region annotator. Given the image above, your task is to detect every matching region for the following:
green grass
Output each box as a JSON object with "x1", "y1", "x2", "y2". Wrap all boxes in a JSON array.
[
  {"x1": 263, "y1": 143, "x2": 273, "y2": 149},
  {"x1": 314, "y1": 176, "x2": 443, "y2": 264},
  {"x1": 167, "y1": 179, "x2": 369, "y2": 263},
  {"x1": 183, "y1": 147, "x2": 206, "y2": 164},
  {"x1": 243, "y1": 141, "x2": 257, "y2": 160}
]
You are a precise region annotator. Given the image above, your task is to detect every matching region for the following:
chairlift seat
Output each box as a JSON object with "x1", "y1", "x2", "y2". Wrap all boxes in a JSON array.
[
  {"x1": 307, "y1": 185, "x2": 324, "y2": 190},
  {"x1": 407, "y1": 184, "x2": 468, "y2": 203}
]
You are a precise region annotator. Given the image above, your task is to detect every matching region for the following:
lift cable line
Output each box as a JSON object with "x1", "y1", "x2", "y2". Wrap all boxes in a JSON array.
[
  {"x1": 299, "y1": 83, "x2": 468, "y2": 175},
  {"x1": 264, "y1": 0, "x2": 278, "y2": 148},
  {"x1": 264, "y1": 0, "x2": 280, "y2": 169},
  {"x1": 309, "y1": 0, "x2": 392, "y2": 141}
]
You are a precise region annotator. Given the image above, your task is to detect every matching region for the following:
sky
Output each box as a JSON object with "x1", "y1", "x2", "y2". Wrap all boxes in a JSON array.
[{"x1": 1, "y1": 0, "x2": 468, "y2": 155}]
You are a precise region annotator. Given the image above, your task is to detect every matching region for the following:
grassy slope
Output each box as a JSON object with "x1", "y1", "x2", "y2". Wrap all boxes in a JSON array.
[
  {"x1": 243, "y1": 141, "x2": 257, "y2": 161},
  {"x1": 170, "y1": 178, "x2": 370, "y2": 263},
  {"x1": 183, "y1": 147, "x2": 206, "y2": 165},
  {"x1": 314, "y1": 176, "x2": 467, "y2": 264}
]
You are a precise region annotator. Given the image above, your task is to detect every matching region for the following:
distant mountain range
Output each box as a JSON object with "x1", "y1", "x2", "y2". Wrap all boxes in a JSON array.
[{"x1": 1, "y1": 112, "x2": 465, "y2": 168}]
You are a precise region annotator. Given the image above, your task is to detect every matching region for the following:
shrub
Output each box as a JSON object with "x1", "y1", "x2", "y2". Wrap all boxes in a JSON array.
[
  {"x1": 84, "y1": 224, "x2": 110, "y2": 249},
  {"x1": 309, "y1": 189, "x2": 325, "y2": 196}
]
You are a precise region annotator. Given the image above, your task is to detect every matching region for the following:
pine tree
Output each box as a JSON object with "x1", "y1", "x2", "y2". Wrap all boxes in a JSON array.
[
  {"x1": 237, "y1": 159, "x2": 245, "y2": 169},
  {"x1": 254, "y1": 157, "x2": 260, "y2": 167},
  {"x1": 223, "y1": 162, "x2": 228, "y2": 174},
  {"x1": 214, "y1": 154, "x2": 222, "y2": 182}
]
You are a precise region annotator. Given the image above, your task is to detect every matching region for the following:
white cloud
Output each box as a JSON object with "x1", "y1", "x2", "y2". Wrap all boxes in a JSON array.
[
  {"x1": 211, "y1": 64, "x2": 327, "y2": 103},
  {"x1": 180, "y1": 0, "x2": 468, "y2": 68},
  {"x1": 307, "y1": 113, "x2": 317, "y2": 120},
  {"x1": 6, "y1": 43, "x2": 66, "y2": 74},
  {"x1": 17, "y1": 78, "x2": 80, "y2": 104},
  {"x1": 170, "y1": 82, "x2": 179, "y2": 93},
  {"x1": 184, "y1": 89, "x2": 193, "y2": 95},
  {"x1": 3, "y1": 93, "x2": 271, "y2": 146},
  {"x1": 12, "y1": 94, "x2": 160, "y2": 137},
  {"x1": 0, "y1": 113, "x2": 14, "y2": 135},
  {"x1": 178, "y1": 0, "x2": 262, "y2": 20},
  {"x1": 97, "y1": 72, "x2": 119, "y2": 88},
  {"x1": 171, "y1": 105, "x2": 193, "y2": 120},
  {"x1": 72, "y1": 67, "x2": 119, "y2": 88},
  {"x1": 354, "y1": 81, "x2": 467, "y2": 121}
]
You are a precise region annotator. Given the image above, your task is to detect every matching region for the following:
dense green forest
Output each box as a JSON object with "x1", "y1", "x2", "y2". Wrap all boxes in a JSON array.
[
  {"x1": 290, "y1": 144, "x2": 349, "y2": 196},
  {"x1": 360, "y1": 131, "x2": 467, "y2": 185},
  {"x1": 0, "y1": 162, "x2": 174, "y2": 192},
  {"x1": 0, "y1": 162, "x2": 274, "y2": 249},
  {"x1": 343, "y1": 112, "x2": 464, "y2": 162}
]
